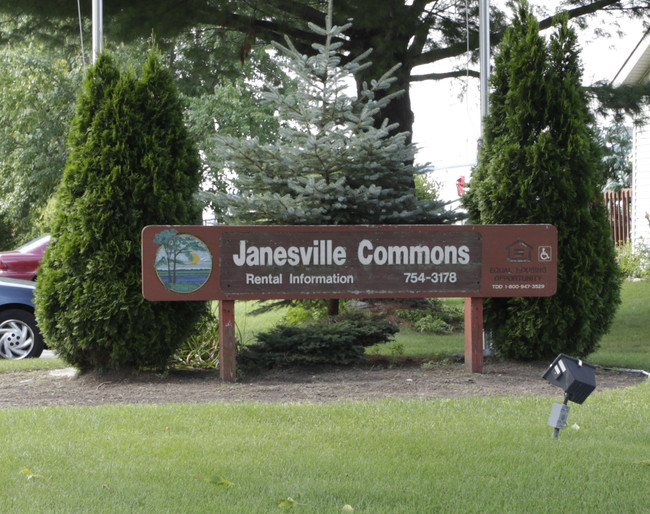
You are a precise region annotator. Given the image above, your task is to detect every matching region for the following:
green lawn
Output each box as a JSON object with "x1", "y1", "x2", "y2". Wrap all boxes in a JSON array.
[
  {"x1": 5, "y1": 280, "x2": 648, "y2": 376},
  {"x1": 374, "y1": 281, "x2": 650, "y2": 370},
  {"x1": 234, "y1": 300, "x2": 290, "y2": 345},
  {"x1": 2, "y1": 382, "x2": 648, "y2": 512},
  {"x1": 589, "y1": 280, "x2": 650, "y2": 370},
  {"x1": 0, "y1": 355, "x2": 65, "y2": 373},
  {"x1": 1, "y1": 283, "x2": 648, "y2": 511}
]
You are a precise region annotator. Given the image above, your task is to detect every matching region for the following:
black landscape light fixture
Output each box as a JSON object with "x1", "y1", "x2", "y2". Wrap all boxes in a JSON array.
[{"x1": 542, "y1": 354, "x2": 597, "y2": 438}]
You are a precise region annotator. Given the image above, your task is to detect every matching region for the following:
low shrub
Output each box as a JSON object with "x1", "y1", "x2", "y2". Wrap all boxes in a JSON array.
[
  {"x1": 414, "y1": 316, "x2": 453, "y2": 334},
  {"x1": 238, "y1": 312, "x2": 398, "y2": 372},
  {"x1": 172, "y1": 310, "x2": 221, "y2": 368},
  {"x1": 616, "y1": 239, "x2": 650, "y2": 279},
  {"x1": 395, "y1": 299, "x2": 463, "y2": 333}
]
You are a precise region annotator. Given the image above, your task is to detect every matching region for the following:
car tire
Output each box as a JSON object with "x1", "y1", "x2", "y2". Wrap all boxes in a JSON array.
[{"x1": 0, "y1": 309, "x2": 44, "y2": 359}]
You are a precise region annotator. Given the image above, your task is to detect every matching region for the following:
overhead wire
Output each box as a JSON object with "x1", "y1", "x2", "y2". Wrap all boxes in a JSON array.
[{"x1": 77, "y1": 0, "x2": 86, "y2": 72}]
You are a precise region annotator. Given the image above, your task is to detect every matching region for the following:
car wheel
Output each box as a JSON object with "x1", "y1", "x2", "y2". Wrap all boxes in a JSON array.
[{"x1": 0, "y1": 309, "x2": 44, "y2": 359}]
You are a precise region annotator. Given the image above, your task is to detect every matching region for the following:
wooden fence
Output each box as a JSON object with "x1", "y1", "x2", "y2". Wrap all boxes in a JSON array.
[{"x1": 604, "y1": 188, "x2": 632, "y2": 245}]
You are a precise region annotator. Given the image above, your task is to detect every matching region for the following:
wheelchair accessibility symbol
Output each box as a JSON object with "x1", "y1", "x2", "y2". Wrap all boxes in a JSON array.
[{"x1": 539, "y1": 246, "x2": 552, "y2": 262}]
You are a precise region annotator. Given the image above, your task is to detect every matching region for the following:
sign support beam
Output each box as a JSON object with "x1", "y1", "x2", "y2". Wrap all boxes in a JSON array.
[
  {"x1": 219, "y1": 300, "x2": 237, "y2": 382},
  {"x1": 464, "y1": 297, "x2": 484, "y2": 373}
]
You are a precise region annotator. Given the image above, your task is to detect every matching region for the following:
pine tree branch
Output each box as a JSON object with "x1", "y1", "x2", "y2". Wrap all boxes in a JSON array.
[
  {"x1": 588, "y1": 81, "x2": 650, "y2": 123},
  {"x1": 413, "y1": 0, "x2": 623, "y2": 68},
  {"x1": 192, "y1": 6, "x2": 321, "y2": 51},
  {"x1": 411, "y1": 69, "x2": 480, "y2": 81}
]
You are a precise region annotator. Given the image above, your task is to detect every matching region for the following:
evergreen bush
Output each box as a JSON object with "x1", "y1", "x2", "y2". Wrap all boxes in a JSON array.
[
  {"x1": 209, "y1": 0, "x2": 456, "y2": 226},
  {"x1": 35, "y1": 53, "x2": 205, "y2": 372},
  {"x1": 238, "y1": 313, "x2": 398, "y2": 372},
  {"x1": 464, "y1": 2, "x2": 621, "y2": 360}
]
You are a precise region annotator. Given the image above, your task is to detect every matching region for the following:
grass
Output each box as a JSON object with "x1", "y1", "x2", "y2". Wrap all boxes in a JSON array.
[
  {"x1": 388, "y1": 297, "x2": 465, "y2": 358},
  {"x1": 383, "y1": 329, "x2": 464, "y2": 358},
  {"x1": 2, "y1": 382, "x2": 648, "y2": 512},
  {"x1": 234, "y1": 300, "x2": 290, "y2": 345},
  {"x1": 232, "y1": 299, "x2": 467, "y2": 360},
  {"x1": 0, "y1": 355, "x2": 65, "y2": 374},
  {"x1": 372, "y1": 281, "x2": 650, "y2": 371},
  {"x1": 0, "y1": 284, "x2": 648, "y2": 511},
  {"x1": 589, "y1": 280, "x2": 650, "y2": 370}
]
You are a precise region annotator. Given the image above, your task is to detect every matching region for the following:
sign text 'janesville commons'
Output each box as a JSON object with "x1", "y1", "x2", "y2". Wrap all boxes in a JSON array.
[{"x1": 141, "y1": 224, "x2": 557, "y2": 301}]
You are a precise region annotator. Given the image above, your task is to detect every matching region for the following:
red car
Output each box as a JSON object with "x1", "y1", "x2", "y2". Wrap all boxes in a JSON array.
[{"x1": 0, "y1": 235, "x2": 51, "y2": 281}]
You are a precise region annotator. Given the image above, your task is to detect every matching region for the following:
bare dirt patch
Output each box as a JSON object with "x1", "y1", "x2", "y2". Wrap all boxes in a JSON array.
[{"x1": 1, "y1": 358, "x2": 646, "y2": 409}]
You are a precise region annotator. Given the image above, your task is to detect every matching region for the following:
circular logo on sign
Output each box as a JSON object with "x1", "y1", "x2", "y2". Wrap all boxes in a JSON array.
[{"x1": 153, "y1": 231, "x2": 212, "y2": 294}]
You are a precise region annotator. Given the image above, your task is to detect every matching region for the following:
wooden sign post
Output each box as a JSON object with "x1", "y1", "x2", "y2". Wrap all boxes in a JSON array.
[
  {"x1": 142, "y1": 224, "x2": 557, "y2": 381},
  {"x1": 464, "y1": 297, "x2": 484, "y2": 373},
  {"x1": 219, "y1": 300, "x2": 237, "y2": 382}
]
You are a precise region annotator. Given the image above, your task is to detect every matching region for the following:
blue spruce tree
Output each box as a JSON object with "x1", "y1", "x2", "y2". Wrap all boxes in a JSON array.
[{"x1": 211, "y1": 0, "x2": 456, "y2": 227}]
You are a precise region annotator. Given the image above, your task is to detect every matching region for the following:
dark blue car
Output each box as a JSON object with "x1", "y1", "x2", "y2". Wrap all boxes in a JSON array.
[{"x1": 0, "y1": 278, "x2": 44, "y2": 359}]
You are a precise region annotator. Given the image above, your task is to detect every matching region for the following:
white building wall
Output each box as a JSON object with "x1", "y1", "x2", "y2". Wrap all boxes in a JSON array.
[{"x1": 632, "y1": 106, "x2": 650, "y2": 247}]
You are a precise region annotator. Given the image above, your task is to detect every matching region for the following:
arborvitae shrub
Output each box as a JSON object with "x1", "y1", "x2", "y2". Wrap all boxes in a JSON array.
[
  {"x1": 464, "y1": 3, "x2": 621, "y2": 360},
  {"x1": 35, "y1": 53, "x2": 205, "y2": 372}
]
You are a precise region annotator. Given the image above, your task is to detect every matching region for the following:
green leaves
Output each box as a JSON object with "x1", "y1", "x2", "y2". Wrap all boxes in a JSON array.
[{"x1": 0, "y1": 18, "x2": 82, "y2": 236}]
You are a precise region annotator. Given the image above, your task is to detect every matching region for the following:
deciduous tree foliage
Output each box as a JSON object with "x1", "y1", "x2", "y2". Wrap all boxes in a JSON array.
[
  {"x1": 0, "y1": 17, "x2": 285, "y2": 239},
  {"x1": 3, "y1": 0, "x2": 649, "y2": 138},
  {"x1": 0, "y1": 17, "x2": 81, "y2": 239},
  {"x1": 35, "y1": 53, "x2": 205, "y2": 372},
  {"x1": 464, "y1": 1, "x2": 621, "y2": 360}
]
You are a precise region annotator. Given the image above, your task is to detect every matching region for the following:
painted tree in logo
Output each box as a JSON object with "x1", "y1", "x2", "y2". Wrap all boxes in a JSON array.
[
  {"x1": 153, "y1": 229, "x2": 185, "y2": 284},
  {"x1": 154, "y1": 229, "x2": 210, "y2": 290}
]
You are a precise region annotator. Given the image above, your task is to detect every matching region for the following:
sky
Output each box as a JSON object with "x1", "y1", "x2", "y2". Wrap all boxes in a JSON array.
[{"x1": 410, "y1": 2, "x2": 647, "y2": 203}]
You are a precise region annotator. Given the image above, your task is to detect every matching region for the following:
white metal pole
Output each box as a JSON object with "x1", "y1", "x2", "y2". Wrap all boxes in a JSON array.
[
  {"x1": 477, "y1": 0, "x2": 490, "y2": 360},
  {"x1": 479, "y1": 0, "x2": 490, "y2": 134},
  {"x1": 92, "y1": 0, "x2": 103, "y2": 63}
]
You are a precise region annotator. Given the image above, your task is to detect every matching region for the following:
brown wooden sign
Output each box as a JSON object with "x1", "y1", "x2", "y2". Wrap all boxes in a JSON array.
[{"x1": 141, "y1": 224, "x2": 557, "y2": 301}]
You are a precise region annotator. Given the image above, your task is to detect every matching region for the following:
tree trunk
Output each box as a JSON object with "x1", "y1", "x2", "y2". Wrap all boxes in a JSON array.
[{"x1": 327, "y1": 298, "x2": 340, "y2": 317}]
